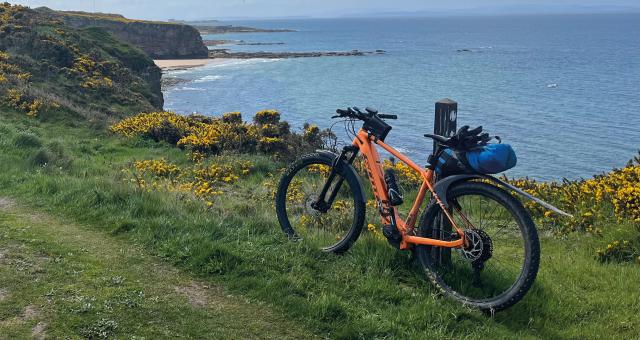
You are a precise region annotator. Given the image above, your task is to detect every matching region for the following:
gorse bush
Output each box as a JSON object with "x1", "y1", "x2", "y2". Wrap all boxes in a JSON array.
[
  {"x1": 503, "y1": 155, "x2": 640, "y2": 234},
  {"x1": 597, "y1": 239, "x2": 640, "y2": 264},
  {"x1": 110, "y1": 110, "x2": 336, "y2": 161}
]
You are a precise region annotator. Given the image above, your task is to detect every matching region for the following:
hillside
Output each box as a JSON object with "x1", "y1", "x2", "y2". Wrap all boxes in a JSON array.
[
  {"x1": 38, "y1": 8, "x2": 209, "y2": 59},
  {"x1": 0, "y1": 3, "x2": 162, "y2": 120}
]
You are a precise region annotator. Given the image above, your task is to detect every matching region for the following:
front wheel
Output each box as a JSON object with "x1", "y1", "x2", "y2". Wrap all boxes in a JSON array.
[
  {"x1": 415, "y1": 181, "x2": 540, "y2": 312},
  {"x1": 275, "y1": 152, "x2": 366, "y2": 254}
]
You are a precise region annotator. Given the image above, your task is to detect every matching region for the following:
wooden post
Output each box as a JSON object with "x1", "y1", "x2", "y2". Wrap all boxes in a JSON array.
[
  {"x1": 433, "y1": 98, "x2": 458, "y2": 153},
  {"x1": 433, "y1": 98, "x2": 457, "y2": 266}
]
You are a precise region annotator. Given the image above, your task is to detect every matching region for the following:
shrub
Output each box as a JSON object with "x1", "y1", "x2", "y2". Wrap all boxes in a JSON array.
[
  {"x1": 109, "y1": 111, "x2": 192, "y2": 139},
  {"x1": 147, "y1": 119, "x2": 185, "y2": 144},
  {"x1": 253, "y1": 109, "x2": 280, "y2": 125},
  {"x1": 505, "y1": 154, "x2": 640, "y2": 235},
  {"x1": 222, "y1": 111, "x2": 242, "y2": 124},
  {"x1": 597, "y1": 239, "x2": 640, "y2": 263},
  {"x1": 258, "y1": 136, "x2": 285, "y2": 154},
  {"x1": 133, "y1": 159, "x2": 180, "y2": 178},
  {"x1": 111, "y1": 110, "x2": 336, "y2": 161},
  {"x1": 13, "y1": 131, "x2": 42, "y2": 148}
]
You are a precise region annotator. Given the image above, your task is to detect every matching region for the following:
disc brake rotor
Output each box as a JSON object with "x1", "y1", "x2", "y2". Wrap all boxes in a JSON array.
[{"x1": 457, "y1": 229, "x2": 493, "y2": 263}]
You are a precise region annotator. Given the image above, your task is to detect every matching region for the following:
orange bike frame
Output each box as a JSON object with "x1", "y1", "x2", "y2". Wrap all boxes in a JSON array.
[{"x1": 352, "y1": 129, "x2": 465, "y2": 250}]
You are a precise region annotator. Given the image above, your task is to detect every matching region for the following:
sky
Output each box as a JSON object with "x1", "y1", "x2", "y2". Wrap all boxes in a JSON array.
[{"x1": 10, "y1": 0, "x2": 640, "y2": 20}]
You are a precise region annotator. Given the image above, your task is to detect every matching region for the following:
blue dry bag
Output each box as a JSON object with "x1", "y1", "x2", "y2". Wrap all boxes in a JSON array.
[{"x1": 465, "y1": 144, "x2": 517, "y2": 174}]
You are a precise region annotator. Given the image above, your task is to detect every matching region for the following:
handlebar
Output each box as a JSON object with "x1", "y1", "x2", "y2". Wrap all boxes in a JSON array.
[{"x1": 332, "y1": 107, "x2": 397, "y2": 120}]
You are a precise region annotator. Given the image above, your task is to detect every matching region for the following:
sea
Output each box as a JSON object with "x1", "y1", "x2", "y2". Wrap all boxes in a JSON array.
[{"x1": 163, "y1": 14, "x2": 640, "y2": 181}]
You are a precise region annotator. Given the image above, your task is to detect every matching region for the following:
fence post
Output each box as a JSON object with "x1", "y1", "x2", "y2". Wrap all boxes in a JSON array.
[
  {"x1": 433, "y1": 98, "x2": 458, "y2": 153},
  {"x1": 433, "y1": 98, "x2": 457, "y2": 266}
]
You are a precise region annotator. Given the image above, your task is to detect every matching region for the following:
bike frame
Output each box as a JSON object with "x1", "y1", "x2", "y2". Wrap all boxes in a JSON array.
[{"x1": 352, "y1": 129, "x2": 465, "y2": 250}]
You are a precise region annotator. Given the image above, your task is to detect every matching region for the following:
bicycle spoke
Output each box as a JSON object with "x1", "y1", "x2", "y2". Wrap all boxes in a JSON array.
[
  {"x1": 428, "y1": 188, "x2": 527, "y2": 301},
  {"x1": 284, "y1": 163, "x2": 356, "y2": 250}
]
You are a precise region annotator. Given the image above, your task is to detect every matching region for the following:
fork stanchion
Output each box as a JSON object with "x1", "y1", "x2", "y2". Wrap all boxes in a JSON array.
[{"x1": 434, "y1": 99, "x2": 457, "y2": 266}]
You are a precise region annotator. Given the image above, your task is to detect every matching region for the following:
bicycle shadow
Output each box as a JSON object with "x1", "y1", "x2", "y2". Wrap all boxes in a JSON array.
[
  {"x1": 397, "y1": 254, "x2": 564, "y2": 338},
  {"x1": 491, "y1": 282, "x2": 565, "y2": 338}
]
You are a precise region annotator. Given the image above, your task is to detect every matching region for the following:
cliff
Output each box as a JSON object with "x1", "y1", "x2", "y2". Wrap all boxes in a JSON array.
[
  {"x1": 39, "y1": 8, "x2": 209, "y2": 59},
  {"x1": 0, "y1": 4, "x2": 163, "y2": 119}
]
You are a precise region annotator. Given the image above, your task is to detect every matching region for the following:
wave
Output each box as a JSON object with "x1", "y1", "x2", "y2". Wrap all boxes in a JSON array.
[
  {"x1": 176, "y1": 86, "x2": 206, "y2": 91},
  {"x1": 166, "y1": 69, "x2": 189, "y2": 75},
  {"x1": 202, "y1": 58, "x2": 283, "y2": 70},
  {"x1": 193, "y1": 75, "x2": 225, "y2": 83}
]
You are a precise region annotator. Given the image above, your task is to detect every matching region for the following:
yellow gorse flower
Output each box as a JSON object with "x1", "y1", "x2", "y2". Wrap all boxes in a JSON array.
[
  {"x1": 125, "y1": 158, "x2": 253, "y2": 207},
  {"x1": 505, "y1": 160, "x2": 640, "y2": 235}
]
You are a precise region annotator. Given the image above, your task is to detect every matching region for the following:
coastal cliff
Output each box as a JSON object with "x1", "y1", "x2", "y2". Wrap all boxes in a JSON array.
[{"x1": 38, "y1": 8, "x2": 209, "y2": 59}]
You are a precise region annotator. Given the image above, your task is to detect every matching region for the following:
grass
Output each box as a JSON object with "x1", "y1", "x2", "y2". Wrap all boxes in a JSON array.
[
  {"x1": 58, "y1": 10, "x2": 184, "y2": 25},
  {"x1": 0, "y1": 108, "x2": 639, "y2": 338},
  {"x1": 0, "y1": 197, "x2": 312, "y2": 339}
]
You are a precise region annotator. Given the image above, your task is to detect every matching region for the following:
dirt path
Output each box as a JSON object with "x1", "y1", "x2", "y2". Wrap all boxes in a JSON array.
[{"x1": 0, "y1": 197, "x2": 313, "y2": 339}]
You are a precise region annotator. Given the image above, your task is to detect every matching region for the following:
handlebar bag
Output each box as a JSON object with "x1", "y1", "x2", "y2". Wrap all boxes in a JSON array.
[{"x1": 465, "y1": 144, "x2": 517, "y2": 174}]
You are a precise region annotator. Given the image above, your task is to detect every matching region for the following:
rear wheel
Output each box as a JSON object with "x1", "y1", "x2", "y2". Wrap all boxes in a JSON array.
[
  {"x1": 275, "y1": 152, "x2": 366, "y2": 254},
  {"x1": 415, "y1": 181, "x2": 540, "y2": 312}
]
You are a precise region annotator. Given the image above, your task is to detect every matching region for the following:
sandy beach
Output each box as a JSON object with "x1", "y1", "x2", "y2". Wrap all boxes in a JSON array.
[{"x1": 154, "y1": 59, "x2": 234, "y2": 71}]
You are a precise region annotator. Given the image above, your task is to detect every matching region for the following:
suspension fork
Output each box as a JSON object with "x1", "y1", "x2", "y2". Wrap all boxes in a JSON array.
[{"x1": 311, "y1": 145, "x2": 359, "y2": 212}]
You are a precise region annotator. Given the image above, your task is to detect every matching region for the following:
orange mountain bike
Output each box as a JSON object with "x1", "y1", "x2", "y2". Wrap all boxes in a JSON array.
[{"x1": 276, "y1": 106, "x2": 569, "y2": 311}]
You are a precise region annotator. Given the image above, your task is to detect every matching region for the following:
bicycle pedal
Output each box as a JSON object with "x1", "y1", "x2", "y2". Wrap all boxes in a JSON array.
[
  {"x1": 382, "y1": 224, "x2": 401, "y2": 239},
  {"x1": 382, "y1": 224, "x2": 402, "y2": 249}
]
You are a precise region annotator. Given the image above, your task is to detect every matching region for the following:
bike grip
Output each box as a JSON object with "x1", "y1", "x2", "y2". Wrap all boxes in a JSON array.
[
  {"x1": 336, "y1": 109, "x2": 349, "y2": 115},
  {"x1": 378, "y1": 114, "x2": 397, "y2": 119}
]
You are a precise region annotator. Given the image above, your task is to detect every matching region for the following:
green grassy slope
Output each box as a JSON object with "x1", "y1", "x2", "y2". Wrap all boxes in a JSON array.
[
  {"x1": 0, "y1": 3, "x2": 162, "y2": 121},
  {"x1": 0, "y1": 109, "x2": 638, "y2": 339},
  {"x1": 0, "y1": 193, "x2": 312, "y2": 339}
]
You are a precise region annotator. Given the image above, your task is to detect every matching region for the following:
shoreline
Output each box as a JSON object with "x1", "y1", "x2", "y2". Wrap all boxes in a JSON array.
[{"x1": 154, "y1": 58, "x2": 235, "y2": 71}]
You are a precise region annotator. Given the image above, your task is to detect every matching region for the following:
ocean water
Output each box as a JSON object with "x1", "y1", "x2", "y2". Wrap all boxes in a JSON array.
[{"x1": 163, "y1": 14, "x2": 640, "y2": 181}]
